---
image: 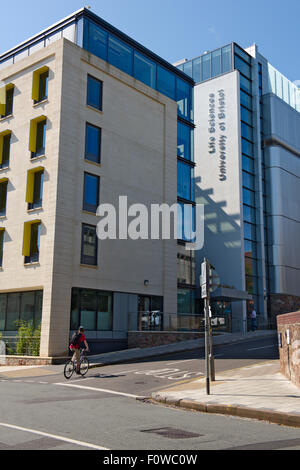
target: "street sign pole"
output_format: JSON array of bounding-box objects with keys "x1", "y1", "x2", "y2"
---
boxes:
[{"x1": 202, "y1": 258, "x2": 210, "y2": 395}]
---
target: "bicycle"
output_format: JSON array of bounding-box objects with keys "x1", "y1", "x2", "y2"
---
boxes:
[{"x1": 64, "y1": 348, "x2": 89, "y2": 380}]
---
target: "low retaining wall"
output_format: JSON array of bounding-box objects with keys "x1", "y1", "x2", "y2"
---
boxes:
[
  {"x1": 128, "y1": 331, "x2": 205, "y2": 349},
  {"x1": 277, "y1": 311, "x2": 300, "y2": 388},
  {"x1": 0, "y1": 355, "x2": 67, "y2": 366}
]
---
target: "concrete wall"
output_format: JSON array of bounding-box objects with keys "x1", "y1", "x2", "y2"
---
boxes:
[
  {"x1": 46, "y1": 39, "x2": 178, "y2": 356},
  {"x1": 194, "y1": 70, "x2": 247, "y2": 331},
  {"x1": 277, "y1": 311, "x2": 300, "y2": 388},
  {"x1": 0, "y1": 38, "x2": 179, "y2": 357}
]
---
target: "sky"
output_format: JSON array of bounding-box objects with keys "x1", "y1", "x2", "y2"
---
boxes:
[{"x1": 1, "y1": 0, "x2": 299, "y2": 83}]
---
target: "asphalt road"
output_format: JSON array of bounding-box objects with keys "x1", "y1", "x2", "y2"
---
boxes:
[{"x1": 2, "y1": 334, "x2": 300, "y2": 451}]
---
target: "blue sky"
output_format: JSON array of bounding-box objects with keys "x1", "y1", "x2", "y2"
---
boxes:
[{"x1": 1, "y1": 0, "x2": 299, "y2": 82}]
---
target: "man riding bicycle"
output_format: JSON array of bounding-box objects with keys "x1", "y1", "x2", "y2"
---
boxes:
[{"x1": 70, "y1": 326, "x2": 90, "y2": 374}]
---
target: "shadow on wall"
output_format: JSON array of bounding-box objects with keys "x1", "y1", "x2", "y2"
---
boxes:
[{"x1": 194, "y1": 176, "x2": 244, "y2": 294}]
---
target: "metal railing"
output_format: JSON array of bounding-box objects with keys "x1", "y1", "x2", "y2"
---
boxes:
[
  {"x1": 128, "y1": 312, "x2": 232, "y2": 333},
  {"x1": 0, "y1": 336, "x2": 40, "y2": 356}
]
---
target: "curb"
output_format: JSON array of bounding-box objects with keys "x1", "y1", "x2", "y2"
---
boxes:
[{"x1": 151, "y1": 396, "x2": 300, "y2": 429}]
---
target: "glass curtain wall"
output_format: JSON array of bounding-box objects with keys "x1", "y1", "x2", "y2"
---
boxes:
[{"x1": 234, "y1": 44, "x2": 259, "y2": 315}]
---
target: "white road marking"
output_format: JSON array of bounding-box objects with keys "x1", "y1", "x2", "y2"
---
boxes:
[
  {"x1": 247, "y1": 345, "x2": 274, "y2": 351},
  {"x1": 54, "y1": 382, "x2": 143, "y2": 399},
  {"x1": 166, "y1": 360, "x2": 196, "y2": 365},
  {"x1": 0, "y1": 422, "x2": 109, "y2": 450}
]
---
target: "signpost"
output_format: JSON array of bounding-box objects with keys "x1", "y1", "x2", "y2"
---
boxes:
[{"x1": 201, "y1": 258, "x2": 216, "y2": 395}]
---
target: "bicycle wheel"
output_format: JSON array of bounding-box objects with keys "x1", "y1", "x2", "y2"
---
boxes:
[
  {"x1": 64, "y1": 360, "x2": 75, "y2": 380},
  {"x1": 80, "y1": 358, "x2": 89, "y2": 376}
]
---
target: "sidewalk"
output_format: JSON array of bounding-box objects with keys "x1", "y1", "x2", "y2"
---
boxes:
[{"x1": 151, "y1": 360, "x2": 300, "y2": 428}]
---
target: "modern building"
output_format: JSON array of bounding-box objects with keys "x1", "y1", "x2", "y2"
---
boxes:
[
  {"x1": 0, "y1": 8, "x2": 195, "y2": 357},
  {"x1": 177, "y1": 43, "x2": 300, "y2": 331}
]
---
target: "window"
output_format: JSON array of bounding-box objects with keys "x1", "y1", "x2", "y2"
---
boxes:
[
  {"x1": 0, "y1": 291, "x2": 42, "y2": 331},
  {"x1": 157, "y1": 66, "x2": 175, "y2": 100},
  {"x1": 0, "y1": 130, "x2": 11, "y2": 168},
  {"x1": 241, "y1": 122, "x2": 253, "y2": 142},
  {"x1": 202, "y1": 53, "x2": 211, "y2": 81},
  {"x1": 87, "y1": 75, "x2": 103, "y2": 111},
  {"x1": 85, "y1": 20, "x2": 108, "y2": 62},
  {"x1": 32, "y1": 66, "x2": 49, "y2": 103},
  {"x1": 108, "y1": 35, "x2": 133, "y2": 76},
  {"x1": 0, "y1": 178, "x2": 8, "y2": 217},
  {"x1": 176, "y1": 78, "x2": 193, "y2": 121},
  {"x1": 134, "y1": 51, "x2": 156, "y2": 89},
  {"x1": 83, "y1": 173, "x2": 100, "y2": 213},
  {"x1": 70, "y1": 288, "x2": 113, "y2": 332},
  {"x1": 235, "y1": 55, "x2": 251, "y2": 79},
  {"x1": 0, "y1": 228, "x2": 4, "y2": 267},
  {"x1": 23, "y1": 220, "x2": 41, "y2": 264},
  {"x1": 177, "y1": 121, "x2": 193, "y2": 161},
  {"x1": 85, "y1": 123, "x2": 101, "y2": 163},
  {"x1": 26, "y1": 168, "x2": 44, "y2": 210},
  {"x1": 240, "y1": 90, "x2": 252, "y2": 110},
  {"x1": 212, "y1": 49, "x2": 222, "y2": 77},
  {"x1": 29, "y1": 116, "x2": 47, "y2": 158},
  {"x1": 222, "y1": 45, "x2": 232, "y2": 74},
  {"x1": 0, "y1": 84, "x2": 14, "y2": 117},
  {"x1": 81, "y1": 224, "x2": 98, "y2": 266},
  {"x1": 178, "y1": 161, "x2": 194, "y2": 201}
]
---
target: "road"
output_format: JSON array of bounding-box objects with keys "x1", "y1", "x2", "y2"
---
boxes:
[{"x1": 1, "y1": 335, "x2": 300, "y2": 451}]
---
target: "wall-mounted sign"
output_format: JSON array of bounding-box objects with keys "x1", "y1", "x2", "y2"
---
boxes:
[{"x1": 208, "y1": 89, "x2": 227, "y2": 182}]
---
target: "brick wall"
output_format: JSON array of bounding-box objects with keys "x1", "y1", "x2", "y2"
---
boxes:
[
  {"x1": 128, "y1": 331, "x2": 205, "y2": 349},
  {"x1": 277, "y1": 311, "x2": 300, "y2": 388}
]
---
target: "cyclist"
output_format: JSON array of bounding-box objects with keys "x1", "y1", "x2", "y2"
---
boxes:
[{"x1": 70, "y1": 326, "x2": 90, "y2": 374}]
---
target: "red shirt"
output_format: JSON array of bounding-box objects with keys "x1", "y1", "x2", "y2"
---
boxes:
[{"x1": 70, "y1": 333, "x2": 86, "y2": 350}]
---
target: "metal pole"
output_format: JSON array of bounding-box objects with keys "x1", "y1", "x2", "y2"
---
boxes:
[{"x1": 205, "y1": 295, "x2": 210, "y2": 395}]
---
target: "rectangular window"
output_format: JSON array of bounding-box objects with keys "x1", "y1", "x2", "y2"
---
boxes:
[
  {"x1": 81, "y1": 224, "x2": 98, "y2": 266},
  {"x1": 32, "y1": 66, "x2": 49, "y2": 103},
  {"x1": 134, "y1": 51, "x2": 156, "y2": 89},
  {"x1": 177, "y1": 121, "x2": 193, "y2": 161},
  {"x1": 0, "y1": 131, "x2": 11, "y2": 168},
  {"x1": 87, "y1": 75, "x2": 103, "y2": 111},
  {"x1": 157, "y1": 66, "x2": 175, "y2": 100},
  {"x1": 242, "y1": 171, "x2": 255, "y2": 190},
  {"x1": 202, "y1": 53, "x2": 211, "y2": 81},
  {"x1": 244, "y1": 221, "x2": 256, "y2": 241},
  {"x1": 176, "y1": 78, "x2": 193, "y2": 122},
  {"x1": 108, "y1": 35, "x2": 133, "y2": 76},
  {"x1": 85, "y1": 20, "x2": 108, "y2": 62},
  {"x1": 0, "y1": 229, "x2": 4, "y2": 267},
  {"x1": 242, "y1": 155, "x2": 254, "y2": 174},
  {"x1": 83, "y1": 172, "x2": 100, "y2": 213},
  {"x1": 85, "y1": 123, "x2": 101, "y2": 163},
  {"x1": 29, "y1": 116, "x2": 47, "y2": 158},
  {"x1": 240, "y1": 75, "x2": 252, "y2": 94},
  {"x1": 71, "y1": 288, "x2": 113, "y2": 332},
  {"x1": 242, "y1": 138, "x2": 253, "y2": 157},
  {"x1": 192, "y1": 57, "x2": 202, "y2": 83},
  {"x1": 241, "y1": 122, "x2": 253, "y2": 141},
  {"x1": 235, "y1": 55, "x2": 251, "y2": 79},
  {"x1": 240, "y1": 90, "x2": 252, "y2": 110},
  {"x1": 241, "y1": 106, "x2": 252, "y2": 125},
  {"x1": 243, "y1": 188, "x2": 255, "y2": 207},
  {"x1": 26, "y1": 168, "x2": 44, "y2": 210},
  {"x1": 23, "y1": 220, "x2": 41, "y2": 264},
  {"x1": 222, "y1": 45, "x2": 232, "y2": 74},
  {"x1": 212, "y1": 49, "x2": 222, "y2": 77},
  {"x1": 0, "y1": 290, "x2": 42, "y2": 331},
  {"x1": 0, "y1": 178, "x2": 8, "y2": 217},
  {"x1": 177, "y1": 161, "x2": 194, "y2": 201},
  {"x1": 6, "y1": 293, "x2": 20, "y2": 331},
  {"x1": 0, "y1": 84, "x2": 14, "y2": 117}
]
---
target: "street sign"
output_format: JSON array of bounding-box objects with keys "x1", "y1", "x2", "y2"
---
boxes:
[
  {"x1": 200, "y1": 262, "x2": 207, "y2": 286},
  {"x1": 201, "y1": 283, "x2": 207, "y2": 299}
]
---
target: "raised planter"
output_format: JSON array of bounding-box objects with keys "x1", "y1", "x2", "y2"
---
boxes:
[{"x1": 277, "y1": 311, "x2": 300, "y2": 388}]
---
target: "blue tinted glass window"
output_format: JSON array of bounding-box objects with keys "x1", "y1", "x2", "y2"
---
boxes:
[
  {"x1": 108, "y1": 35, "x2": 133, "y2": 76},
  {"x1": 234, "y1": 45, "x2": 251, "y2": 64},
  {"x1": 243, "y1": 171, "x2": 255, "y2": 190},
  {"x1": 202, "y1": 53, "x2": 211, "y2": 81},
  {"x1": 83, "y1": 173, "x2": 100, "y2": 213},
  {"x1": 212, "y1": 49, "x2": 221, "y2": 77},
  {"x1": 222, "y1": 45, "x2": 232, "y2": 74},
  {"x1": 244, "y1": 221, "x2": 256, "y2": 241},
  {"x1": 242, "y1": 155, "x2": 254, "y2": 174},
  {"x1": 243, "y1": 188, "x2": 255, "y2": 207},
  {"x1": 86, "y1": 20, "x2": 108, "y2": 61},
  {"x1": 178, "y1": 121, "x2": 193, "y2": 161},
  {"x1": 192, "y1": 57, "x2": 201, "y2": 83},
  {"x1": 241, "y1": 106, "x2": 252, "y2": 125},
  {"x1": 85, "y1": 123, "x2": 101, "y2": 163},
  {"x1": 243, "y1": 204, "x2": 256, "y2": 224},
  {"x1": 242, "y1": 138, "x2": 253, "y2": 157},
  {"x1": 178, "y1": 161, "x2": 194, "y2": 201},
  {"x1": 134, "y1": 51, "x2": 156, "y2": 89},
  {"x1": 87, "y1": 75, "x2": 103, "y2": 110},
  {"x1": 240, "y1": 90, "x2": 252, "y2": 109},
  {"x1": 241, "y1": 122, "x2": 253, "y2": 141},
  {"x1": 157, "y1": 66, "x2": 175, "y2": 100},
  {"x1": 244, "y1": 240, "x2": 257, "y2": 259},
  {"x1": 240, "y1": 75, "x2": 252, "y2": 94},
  {"x1": 183, "y1": 61, "x2": 193, "y2": 78},
  {"x1": 235, "y1": 55, "x2": 251, "y2": 79},
  {"x1": 176, "y1": 78, "x2": 192, "y2": 121}
]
